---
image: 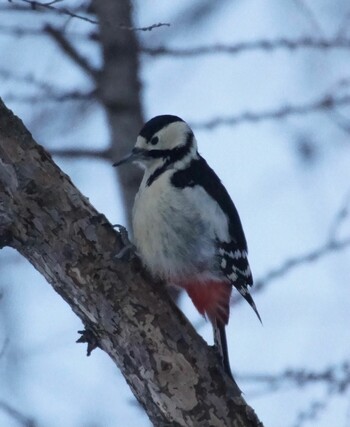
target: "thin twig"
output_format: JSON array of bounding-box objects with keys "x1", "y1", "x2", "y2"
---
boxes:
[
  {"x1": 292, "y1": 0, "x2": 324, "y2": 34},
  {"x1": 142, "y1": 37, "x2": 350, "y2": 57},
  {"x1": 240, "y1": 362, "x2": 350, "y2": 393},
  {"x1": 0, "y1": 338, "x2": 9, "y2": 358},
  {"x1": 9, "y1": 0, "x2": 98, "y2": 24},
  {"x1": 337, "y1": 9, "x2": 350, "y2": 38},
  {"x1": 0, "y1": 24, "x2": 93, "y2": 39},
  {"x1": 0, "y1": 401, "x2": 36, "y2": 427},
  {"x1": 6, "y1": 1, "x2": 170, "y2": 31},
  {"x1": 0, "y1": 68, "x2": 53, "y2": 91},
  {"x1": 50, "y1": 147, "x2": 110, "y2": 159},
  {"x1": 292, "y1": 399, "x2": 327, "y2": 427},
  {"x1": 120, "y1": 22, "x2": 170, "y2": 32},
  {"x1": 248, "y1": 237, "x2": 350, "y2": 299},
  {"x1": 191, "y1": 93, "x2": 350, "y2": 130},
  {"x1": 328, "y1": 190, "x2": 350, "y2": 241},
  {"x1": 4, "y1": 89, "x2": 95, "y2": 104}
]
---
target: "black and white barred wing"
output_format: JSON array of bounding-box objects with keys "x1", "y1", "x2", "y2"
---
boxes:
[{"x1": 218, "y1": 240, "x2": 261, "y2": 322}]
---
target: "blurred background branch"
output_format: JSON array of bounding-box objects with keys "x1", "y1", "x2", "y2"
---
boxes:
[
  {"x1": 141, "y1": 38, "x2": 350, "y2": 57},
  {"x1": 192, "y1": 91, "x2": 350, "y2": 130},
  {"x1": 0, "y1": 401, "x2": 36, "y2": 427}
]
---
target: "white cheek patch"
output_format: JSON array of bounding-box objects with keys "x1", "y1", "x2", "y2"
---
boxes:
[
  {"x1": 135, "y1": 135, "x2": 148, "y2": 149},
  {"x1": 160, "y1": 122, "x2": 191, "y2": 150}
]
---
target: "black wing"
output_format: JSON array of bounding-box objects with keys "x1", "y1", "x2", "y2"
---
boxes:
[
  {"x1": 172, "y1": 155, "x2": 261, "y2": 322},
  {"x1": 171, "y1": 155, "x2": 247, "y2": 246}
]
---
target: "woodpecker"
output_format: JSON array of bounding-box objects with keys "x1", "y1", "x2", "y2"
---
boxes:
[{"x1": 114, "y1": 115, "x2": 260, "y2": 384}]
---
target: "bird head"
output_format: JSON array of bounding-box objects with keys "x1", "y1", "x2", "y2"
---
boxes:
[{"x1": 113, "y1": 115, "x2": 196, "y2": 169}]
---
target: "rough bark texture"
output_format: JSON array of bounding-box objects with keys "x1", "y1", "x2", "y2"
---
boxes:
[
  {"x1": 93, "y1": 0, "x2": 144, "y2": 229},
  {"x1": 0, "y1": 99, "x2": 264, "y2": 427}
]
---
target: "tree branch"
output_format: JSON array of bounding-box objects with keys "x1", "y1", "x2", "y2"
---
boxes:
[
  {"x1": 120, "y1": 22, "x2": 170, "y2": 32},
  {"x1": 50, "y1": 147, "x2": 110, "y2": 160},
  {"x1": 142, "y1": 37, "x2": 350, "y2": 57},
  {"x1": 92, "y1": 0, "x2": 144, "y2": 230},
  {"x1": 45, "y1": 25, "x2": 97, "y2": 79},
  {"x1": 0, "y1": 98, "x2": 263, "y2": 426},
  {"x1": 231, "y1": 236, "x2": 350, "y2": 307},
  {"x1": 0, "y1": 24, "x2": 92, "y2": 39},
  {"x1": 3, "y1": 89, "x2": 95, "y2": 104},
  {"x1": 0, "y1": 401, "x2": 36, "y2": 427},
  {"x1": 5, "y1": 1, "x2": 170, "y2": 32},
  {"x1": 8, "y1": 0, "x2": 98, "y2": 24},
  {"x1": 240, "y1": 362, "x2": 350, "y2": 394},
  {"x1": 328, "y1": 190, "x2": 350, "y2": 241},
  {"x1": 190, "y1": 93, "x2": 350, "y2": 130},
  {"x1": 292, "y1": 0, "x2": 324, "y2": 34}
]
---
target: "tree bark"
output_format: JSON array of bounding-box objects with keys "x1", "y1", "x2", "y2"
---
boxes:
[
  {"x1": 0, "y1": 99, "x2": 263, "y2": 427},
  {"x1": 93, "y1": 0, "x2": 144, "y2": 229}
]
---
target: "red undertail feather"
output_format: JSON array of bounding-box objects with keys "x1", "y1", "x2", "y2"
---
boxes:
[{"x1": 183, "y1": 281, "x2": 232, "y2": 325}]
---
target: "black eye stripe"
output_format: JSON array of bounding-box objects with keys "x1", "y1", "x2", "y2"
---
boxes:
[
  {"x1": 146, "y1": 132, "x2": 194, "y2": 186},
  {"x1": 150, "y1": 136, "x2": 159, "y2": 145}
]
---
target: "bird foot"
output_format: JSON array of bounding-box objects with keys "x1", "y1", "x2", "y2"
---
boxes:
[{"x1": 113, "y1": 224, "x2": 136, "y2": 261}]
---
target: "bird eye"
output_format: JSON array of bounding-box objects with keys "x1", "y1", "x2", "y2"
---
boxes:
[{"x1": 150, "y1": 136, "x2": 159, "y2": 145}]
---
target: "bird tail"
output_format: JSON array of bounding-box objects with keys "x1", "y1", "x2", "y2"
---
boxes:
[
  {"x1": 235, "y1": 281, "x2": 262, "y2": 324},
  {"x1": 213, "y1": 319, "x2": 242, "y2": 396}
]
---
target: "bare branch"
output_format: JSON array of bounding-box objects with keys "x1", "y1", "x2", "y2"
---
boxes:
[
  {"x1": 240, "y1": 362, "x2": 350, "y2": 394},
  {"x1": 230, "y1": 190, "x2": 350, "y2": 308},
  {"x1": 0, "y1": 1, "x2": 90, "y2": 14},
  {"x1": 251, "y1": 188, "x2": 350, "y2": 297},
  {"x1": 337, "y1": 9, "x2": 350, "y2": 38},
  {"x1": 292, "y1": 0, "x2": 324, "y2": 34},
  {"x1": 5, "y1": 1, "x2": 170, "y2": 32},
  {"x1": 0, "y1": 338, "x2": 9, "y2": 358},
  {"x1": 328, "y1": 190, "x2": 350, "y2": 241},
  {"x1": 0, "y1": 24, "x2": 92, "y2": 39},
  {"x1": 120, "y1": 22, "x2": 170, "y2": 32},
  {"x1": 92, "y1": 0, "x2": 144, "y2": 230},
  {"x1": 239, "y1": 236, "x2": 350, "y2": 304},
  {"x1": 192, "y1": 230, "x2": 348, "y2": 328},
  {"x1": 0, "y1": 401, "x2": 36, "y2": 427},
  {"x1": 0, "y1": 67, "x2": 53, "y2": 91},
  {"x1": 0, "y1": 68, "x2": 96, "y2": 104},
  {"x1": 329, "y1": 110, "x2": 350, "y2": 134},
  {"x1": 45, "y1": 25, "x2": 97, "y2": 79},
  {"x1": 142, "y1": 37, "x2": 350, "y2": 57},
  {"x1": 293, "y1": 400, "x2": 327, "y2": 427},
  {"x1": 191, "y1": 93, "x2": 350, "y2": 130},
  {"x1": 3, "y1": 89, "x2": 95, "y2": 104},
  {"x1": 242, "y1": 362, "x2": 350, "y2": 427},
  {"x1": 50, "y1": 147, "x2": 110, "y2": 160},
  {"x1": 9, "y1": 0, "x2": 98, "y2": 24},
  {"x1": 240, "y1": 362, "x2": 350, "y2": 427}
]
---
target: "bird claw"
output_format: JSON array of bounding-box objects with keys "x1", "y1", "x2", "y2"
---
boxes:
[{"x1": 113, "y1": 224, "x2": 136, "y2": 261}]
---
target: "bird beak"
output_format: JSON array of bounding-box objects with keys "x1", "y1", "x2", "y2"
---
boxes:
[{"x1": 113, "y1": 148, "x2": 147, "y2": 167}]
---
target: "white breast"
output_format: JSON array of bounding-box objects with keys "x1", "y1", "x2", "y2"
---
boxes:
[{"x1": 132, "y1": 170, "x2": 230, "y2": 284}]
